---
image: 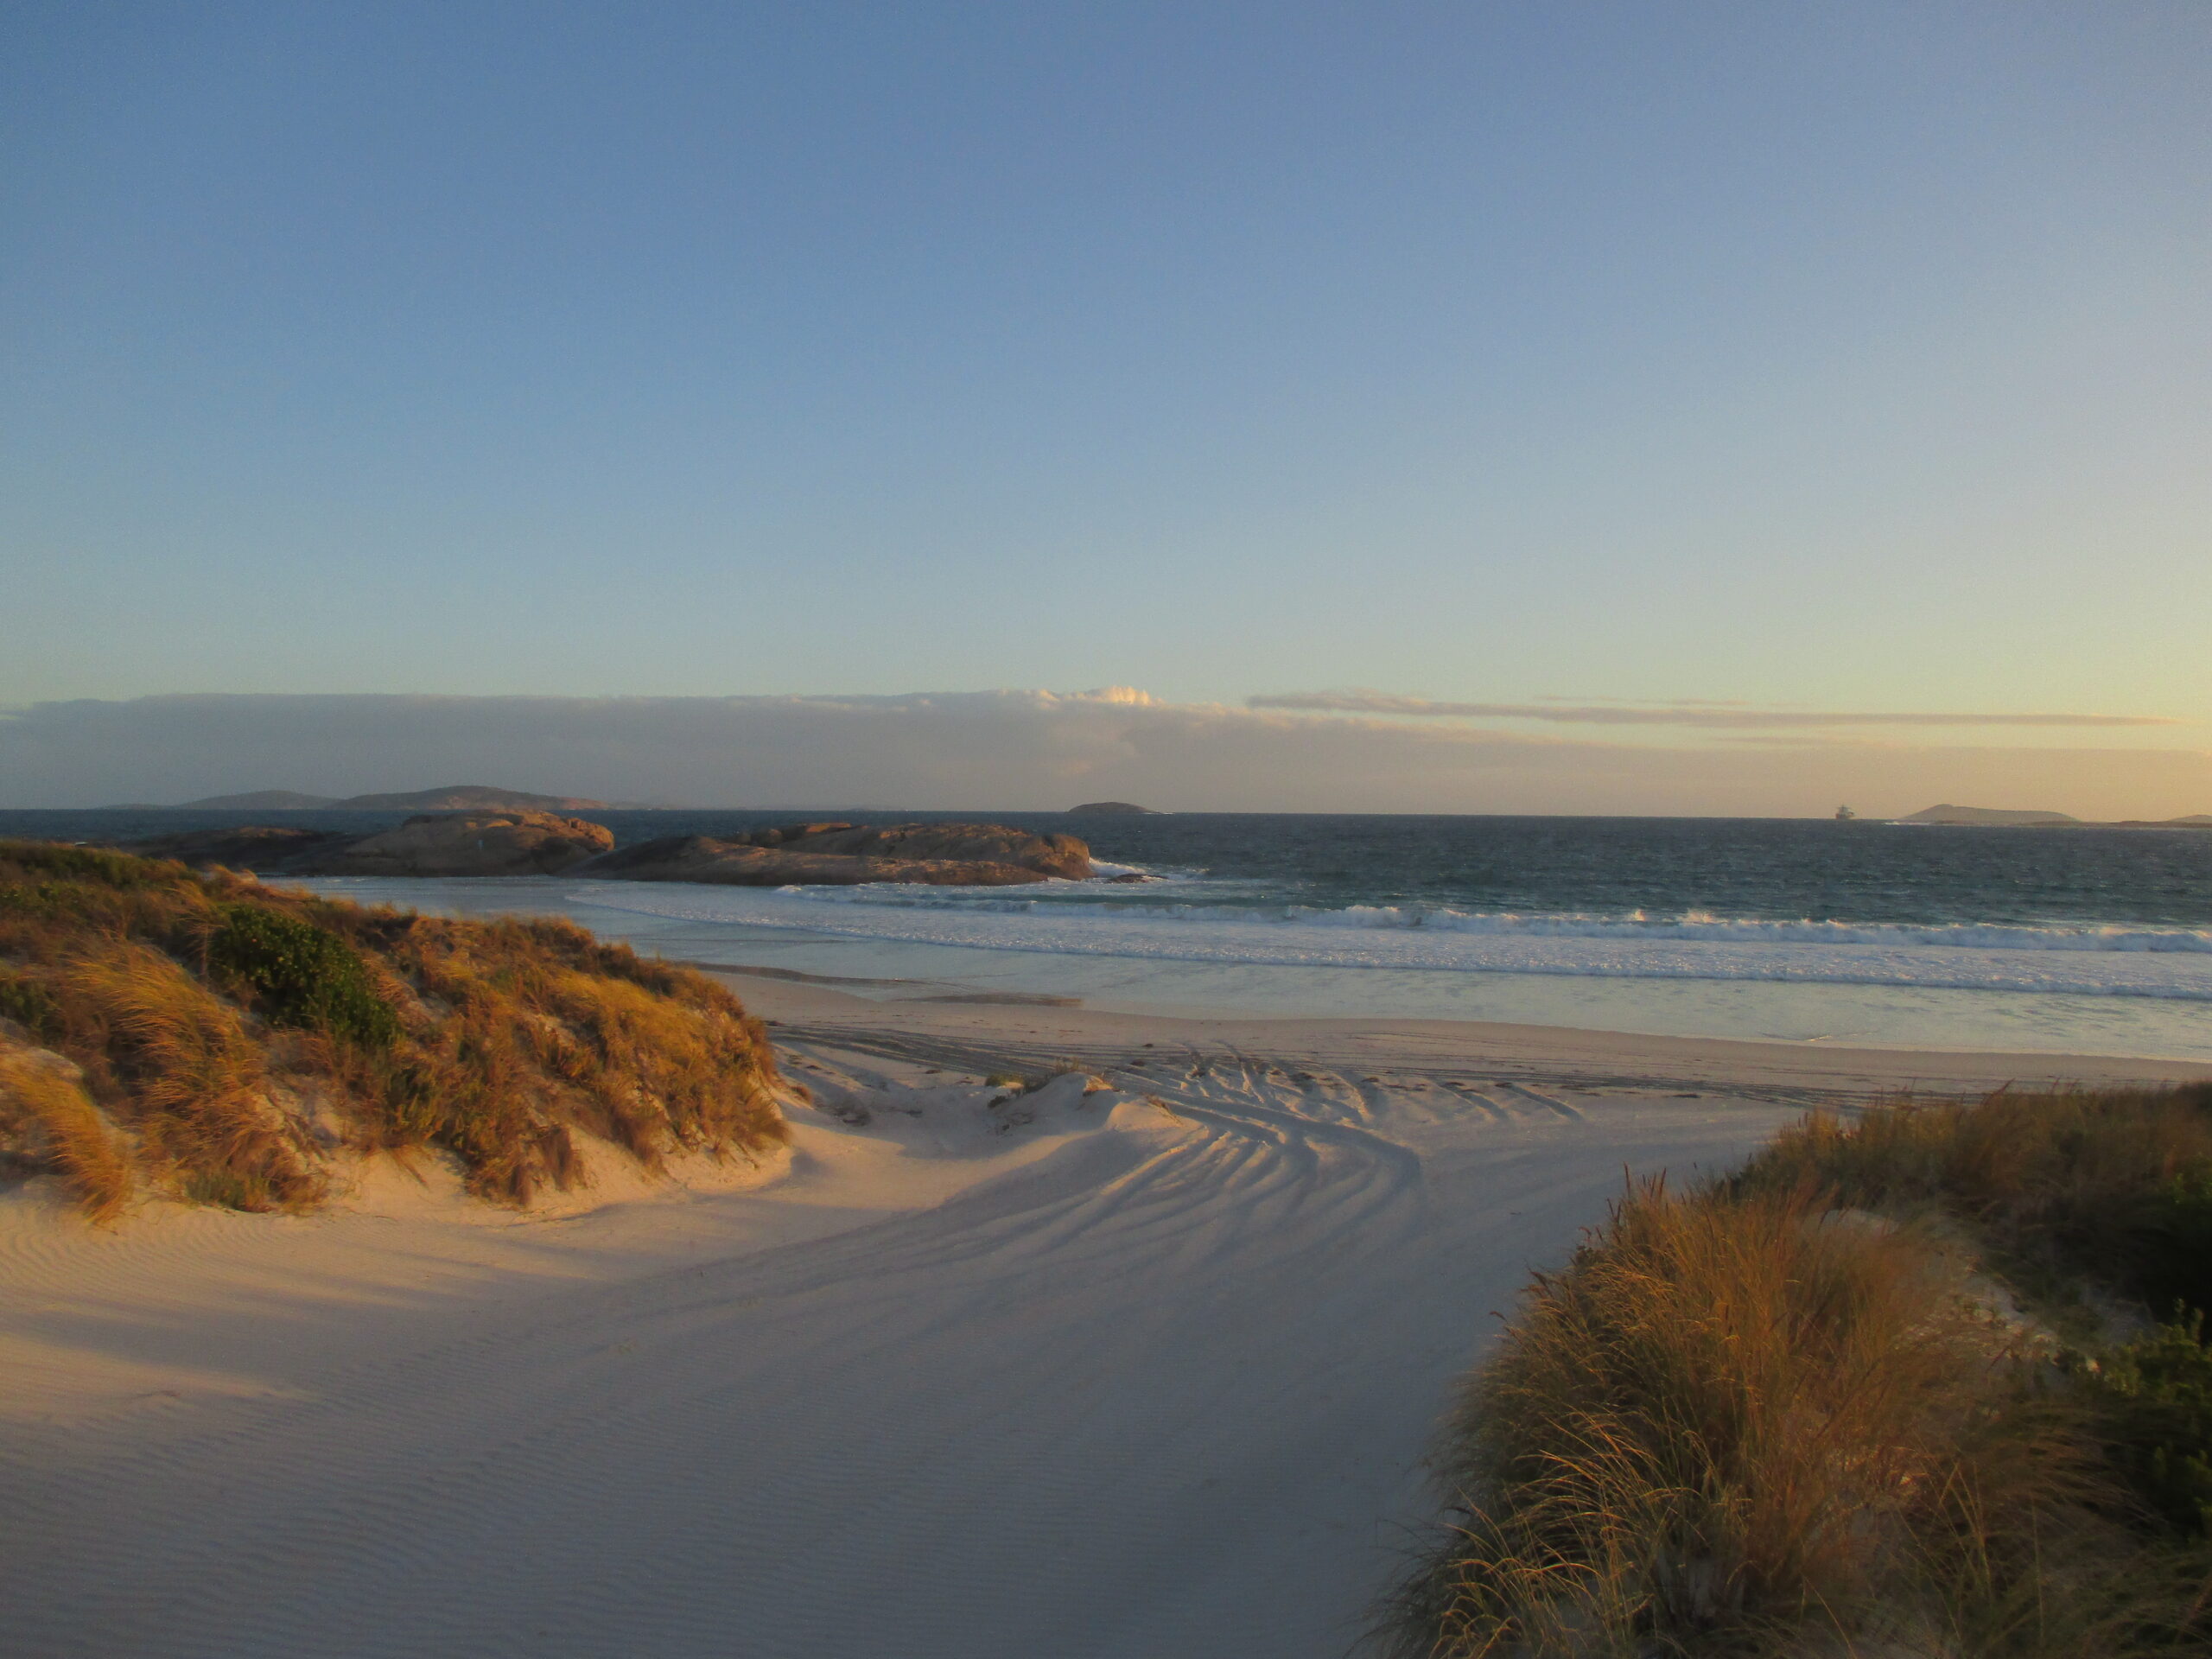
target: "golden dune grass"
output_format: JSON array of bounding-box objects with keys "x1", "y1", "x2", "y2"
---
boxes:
[
  {"x1": 1738, "y1": 1087, "x2": 2212, "y2": 1321},
  {"x1": 57, "y1": 941, "x2": 322, "y2": 1211},
  {"x1": 0, "y1": 1055, "x2": 131, "y2": 1224},
  {"x1": 1386, "y1": 1173, "x2": 2210, "y2": 1657},
  {"x1": 0, "y1": 839, "x2": 789, "y2": 1216}
]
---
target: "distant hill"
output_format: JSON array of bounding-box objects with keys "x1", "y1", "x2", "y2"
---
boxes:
[
  {"x1": 1067, "y1": 800, "x2": 1161, "y2": 816},
  {"x1": 337, "y1": 785, "x2": 612, "y2": 811},
  {"x1": 181, "y1": 789, "x2": 340, "y2": 810},
  {"x1": 1899, "y1": 804, "x2": 2080, "y2": 826},
  {"x1": 176, "y1": 785, "x2": 611, "y2": 811}
]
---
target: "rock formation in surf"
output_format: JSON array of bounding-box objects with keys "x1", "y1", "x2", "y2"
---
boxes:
[
  {"x1": 304, "y1": 810, "x2": 615, "y2": 875},
  {"x1": 124, "y1": 817, "x2": 1090, "y2": 886},
  {"x1": 119, "y1": 824, "x2": 355, "y2": 871},
  {"x1": 583, "y1": 821, "x2": 1093, "y2": 887}
]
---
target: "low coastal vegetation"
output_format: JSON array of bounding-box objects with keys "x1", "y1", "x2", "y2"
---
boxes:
[
  {"x1": 1388, "y1": 1084, "x2": 2212, "y2": 1657},
  {"x1": 0, "y1": 841, "x2": 788, "y2": 1219}
]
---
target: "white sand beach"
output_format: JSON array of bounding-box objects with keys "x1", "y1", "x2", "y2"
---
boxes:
[{"x1": 3, "y1": 976, "x2": 2203, "y2": 1659}]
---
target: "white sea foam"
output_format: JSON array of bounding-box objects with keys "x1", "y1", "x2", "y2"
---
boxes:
[
  {"x1": 801, "y1": 890, "x2": 2212, "y2": 954},
  {"x1": 568, "y1": 883, "x2": 2212, "y2": 1001}
]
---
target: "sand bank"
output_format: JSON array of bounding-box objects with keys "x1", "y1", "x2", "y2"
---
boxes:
[{"x1": 3, "y1": 982, "x2": 2202, "y2": 1658}]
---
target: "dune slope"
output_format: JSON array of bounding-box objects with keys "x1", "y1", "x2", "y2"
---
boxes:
[{"x1": 3, "y1": 987, "x2": 2200, "y2": 1658}]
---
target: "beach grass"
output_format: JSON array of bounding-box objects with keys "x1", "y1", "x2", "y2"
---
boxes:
[
  {"x1": 0, "y1": 839, "x2": 789, "y2": 1217},
  {"x1": 1386, "y1": 1086, "x2": 2212, "y2": 1656},
  {"x1": 0, "y1": 1052, "x2": 132, "y2": 1224}
]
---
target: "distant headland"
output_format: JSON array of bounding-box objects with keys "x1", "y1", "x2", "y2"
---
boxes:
[
  {"x1": 1066, "y1": 801, "x2": 1161, "y2": 816},
  {"x1": 136, "y1": 785, "x2": 621, "y2": 812},
  {"x1": 1897, "y1": 804, "x2": 2212, "y2": 829}
]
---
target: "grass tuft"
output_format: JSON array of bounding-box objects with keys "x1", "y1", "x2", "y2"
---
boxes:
[
  {"x1": 0, "y1": 1054, "x2": 131, "y2": 1223},
  {"x1": 57, "y1": 941, "x2": 322, "y2": 1211}
]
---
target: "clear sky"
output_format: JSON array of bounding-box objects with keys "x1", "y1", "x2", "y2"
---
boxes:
[{"x1": 3, "y1": 3, "x2": 2208, "y2": 810}]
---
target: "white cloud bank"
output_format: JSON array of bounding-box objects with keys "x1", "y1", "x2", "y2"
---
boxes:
[
  {"x1": 1248, "y1": 691, "x2": 2179, "y2": 728},
  {"x1": 2, "y1": 690, "x2": 2207, "y2": 818}
]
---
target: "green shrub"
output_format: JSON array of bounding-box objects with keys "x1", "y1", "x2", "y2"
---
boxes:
[
  {"x1": 0, "y1": 970, "x2": 58, "y2": 1038},
  {"x1": 208, "y1": 904, "x2": 399, "y2": 1050},
  {"x1": 2080, "y1": 1316, "x2": 2212, "y2": 1540},
  {"x1": 0, "y1": 842, "x2": 185, "y2": 890},
  {"x1": 2126, "y1": 1168, "x2": 2212, "y2": 1321}
]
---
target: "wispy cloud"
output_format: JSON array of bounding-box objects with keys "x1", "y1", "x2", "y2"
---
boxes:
[
  {"x1": 1, "y1": 690, "x2": 2203, "y2": 818},
  {"x1": 1247, "y1": 691, "x2": 2178, "y2": 729}
]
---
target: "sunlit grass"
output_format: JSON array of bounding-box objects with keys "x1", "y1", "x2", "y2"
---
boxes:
[
  {"x1": 0, "y1": 839, "x2": 789, "y2": 1217},
  {"x1": 1386, "y1": 1088, "x2": 2212, "y2": 1656}
]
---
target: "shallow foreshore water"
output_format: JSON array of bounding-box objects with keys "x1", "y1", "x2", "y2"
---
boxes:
[{"x1": 278, "y1": 873, "x2": 2212, "y2": 1062}]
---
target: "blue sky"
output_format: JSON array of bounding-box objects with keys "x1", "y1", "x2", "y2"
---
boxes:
[{"x1": 3, "y1": 3, "x2": 2208, "y2": 809}]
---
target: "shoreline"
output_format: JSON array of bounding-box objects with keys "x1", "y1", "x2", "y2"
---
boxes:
[
  {"x1": 232, "y1": 870, "x2": 2212, "y2": 1064},
  {"x1": 704, "y1": 963, "x2": 2212, "y2": 1099}
]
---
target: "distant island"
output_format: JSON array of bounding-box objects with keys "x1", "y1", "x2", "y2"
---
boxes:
[
  {"x1": 1898, "y1": 803, "x2": 2212, "y2": 828},
  {"x1": 164, "y1": 785, "x2": 618, "y2": 812},
  {"x1": 1067, "y1": 801, "x2": 1161, "y2": 816},
  {"x1": 1899, "y1": 804, "x2": 2080, "y2": 825}
]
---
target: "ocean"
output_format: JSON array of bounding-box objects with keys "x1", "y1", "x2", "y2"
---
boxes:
[{"x1": 8, "y1": 809, "x2": 2209, "y2": 1060}]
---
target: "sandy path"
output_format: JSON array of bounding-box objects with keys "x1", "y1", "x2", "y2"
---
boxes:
[{"x1": 3, "y1": 985, "x2": 2201, "y2": 1659}]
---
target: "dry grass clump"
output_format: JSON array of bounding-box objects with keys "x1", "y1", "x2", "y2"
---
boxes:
[
  {"x1": 1737, "y1": 1086, "x2": 2212, "y2": 1563},
  {"x1": 0, "y1": 1052, "x2": 131, "y2": 1224},
  {"x1": 57, "y1": 941, "x2": 325, "y2": 1211},
  {"x1": 0, "y1": 839, "x2": 789, "y2": 1217},
  {"x1": 1387, "y1": 1084, "x2": 2212, "y2": 1657},
  {"x1": 1737, "y1": 1085, "x2": 2212, "y2": 1319},
  {"x1": 336, "y1": 912, "x2": 791, "y2": 1203},
  {"x1": 1386, "y1": 1179, "x2": 2200, "y2": 1657}
]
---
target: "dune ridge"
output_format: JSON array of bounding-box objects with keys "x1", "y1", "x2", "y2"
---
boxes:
[{"x1": 0, "y1": 841, "x2": 789, "y2": 1217}]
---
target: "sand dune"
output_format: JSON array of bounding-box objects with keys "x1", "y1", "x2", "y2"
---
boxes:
[{"x1": 3, "y1": 982, "x2": 2202, "y2": 1658}]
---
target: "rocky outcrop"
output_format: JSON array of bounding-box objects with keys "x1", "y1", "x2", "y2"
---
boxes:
[
  {"x1": 124, "y1": 810, "x2": 613, "y2": 876},
  {"x1": 301, "y1": 810, "x2": 615, "y2": 875},
  {"x1": 774, "y1": 822, "x2": 1091, "y2": 879},
  {"x1": 127, "y1": 815, "x2": 1087, "y2": 886},
  {"x1": 583, "y1": 822, "x2": 1094, "y2": 887},
  {"x1": 123, "y1": 825, "x2": 356, "y2": 870}
]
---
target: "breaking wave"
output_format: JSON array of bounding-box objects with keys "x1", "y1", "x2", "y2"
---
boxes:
[{"x1": 567, "y1": 882, "x2": 2212, "y2": 1002}]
